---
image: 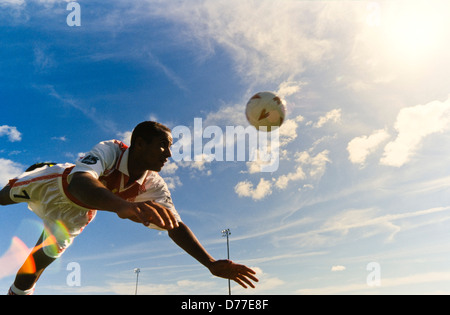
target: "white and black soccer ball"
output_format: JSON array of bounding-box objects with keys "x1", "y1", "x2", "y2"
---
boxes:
[{"x1": 245, "y1": 91, "x2": 287, "y2": 131}]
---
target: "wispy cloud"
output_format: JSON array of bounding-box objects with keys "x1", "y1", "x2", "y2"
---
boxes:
[
  {"x1": 0, "y1": 0, "x2": 25, "y2": 6},
  {"x1": 145, "y1": 51, "x2": 189, "y2": 92},
  {"x1": 313, "y1": 109, "x2": 342, "y2": 129},
  {"x1": 0, "y1": 125, "x2": 22, "y2": 142},
  {"x1": 34, "y1": 85, "x2": 118, "y2": 134},
  {"x1": 297, "y1": 271, "x2": 450, "y2": 295},
  {"x1": 141, "y1": 0, "x2": 338, "y2": 84},
  {"x1": 277, "y1": 206, "x2": 450, "y2": 248}
]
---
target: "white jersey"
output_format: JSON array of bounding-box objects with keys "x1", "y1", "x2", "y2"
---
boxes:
[
  {"x1": 70, "y1": 139, "x2": 181, "y2": 229},
  {"x1": 8, "y1": 140, "x2": 181, "y2": 258}
]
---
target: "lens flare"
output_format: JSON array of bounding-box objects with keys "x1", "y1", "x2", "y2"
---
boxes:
[
  {"x1": 0, "y1": 237, "x2": 34, "y2": 279},
  {"x1": 0, "y1": 220, "x2": 72, "y2": 279},
  {"x1": 41, "y1": 220, "x2": 72, "y2": 258}
]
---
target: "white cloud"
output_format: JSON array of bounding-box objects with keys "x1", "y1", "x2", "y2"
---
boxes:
[
  {"x1": 162, "y1": 176, "x2": 182, "y2": 190},
  {"x1": 0, "y1": 125, "x2": 22, "y2": 142},
  {"x1": 117, "y1": 131, "x2": 132, "y2": 146},
  {"x1": 145, "y1": 0, "x2": 334, "y2": 84},
  {"x1": 278, "y1": 115, "x2": 304, "y2": 146},
  {"x1": 178, "y1": 154, "x2": 213, "y2": 176},
  {"x1": 347, "y1": 129, "x2": 390, "y2": 166},
  {"x1": 51, "y1": 136, "x2": 67, "y2": 142},
  {"x1": 234, "y1": 178, "x2": 272, "y2": 201},
  {"x1": 241, "y1": 148, "x2": 331, "y2": 198},
  {"x1": 0, "y1": 0, "x2": 25, "y2": 5},
  {"x1": 313, "y1": 109, "x2": 342, "y2": 128},
  {"x1": 380, "y1": 97, "x2": 450, "y2": 167},
  {"x1": 160, "y1": 161, "x2": 178, "y2": 175},
  {"x1": 331, "y1": 265, "x2": 346, "y2": 272},
  {"x1": 276, "y1": 80, "x2": 307, "y2": 98},
  {"x1": 0, "y1": 158, "x2": 23, "y2": 186},
  {"x1": 204, "y1": 102, "x2": 249, "y2": 127},
  {"x1": 295, "y1": 150, "x2": 331, "y2": 179},
  {"x1": 275, "y1": 166, "x2": 306, "y2": 190}
]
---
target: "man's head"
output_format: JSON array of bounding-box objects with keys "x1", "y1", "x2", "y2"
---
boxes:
[{"x1": 129, "y1": 121, "x2": 173, "y2": 172}]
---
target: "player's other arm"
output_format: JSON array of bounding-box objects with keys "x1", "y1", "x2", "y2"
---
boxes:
[
  {"x1": 67, "y1": 172, "x2": 178, "y2": 230},
  {"x1": 168, "y1": 222, "x2": 258, "y2": 289}
]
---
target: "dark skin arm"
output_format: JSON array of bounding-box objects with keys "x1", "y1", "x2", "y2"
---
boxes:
[
  {"x1": 69, "y1": 172, "x2": 258, "y2": 289},
  {"x1": 67, "y1": 172, "x2": 179, "y2": 229},
  {"x1": 169, "y1": 222, "x2": 259, "y2": 289}
]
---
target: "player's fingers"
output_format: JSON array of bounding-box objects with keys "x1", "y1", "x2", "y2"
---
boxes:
[
  {"x1": 145, "y1": 201, "x2": 179, "y2": 229},
  {"x1": 233, "y1": 274, "x2": 257, "y2": 289},
  {"x1": 237, "y1": 274, "x2": 257, "y2": 289},
  {"x1": 242, "y1": 272, "x2": 259, "y2": 284},
  {"x1": 145, "y1": 201, "x2": 171, "y2": 228},
  {"x1": 138, "y1": 202, "x2": 165, "y2": 228},
  {"x1": 154, "y1": 201, "x2": 179, "y2": 229},
  {"x1": 234, "y1": 264, "x2": 258, "y2": 279},
  {"x1": 232, "y1": 264, "x2": 258, "y2": 288},
  {"x1": 239, "y1": 265, "x2": 257, "y2": 275},
  {"x1": 233, "y1": 277, "x2": 248, "y2": 289},
  {"x1": 133, "y1": 206, "x2": 151, "y2": 226}
]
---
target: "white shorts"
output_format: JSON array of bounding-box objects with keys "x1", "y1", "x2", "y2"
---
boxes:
[{"x1": 8, "y1": 163, "x2": 96, "y2": 258}]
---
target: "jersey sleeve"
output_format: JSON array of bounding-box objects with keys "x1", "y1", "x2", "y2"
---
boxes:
[
  {"x1": 134, "y1": 173, "x2": 182, "y2": 231},
  {"x1": 71, "y1": 140, "x2": 120, "y2": 179}
]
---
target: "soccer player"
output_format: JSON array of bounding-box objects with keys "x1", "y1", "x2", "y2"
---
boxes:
[{"x1": 0, "y1": 121, "x2": 258, "y2": 295}]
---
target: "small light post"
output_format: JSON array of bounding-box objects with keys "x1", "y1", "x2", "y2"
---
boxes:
[
  {"x1": 221, "y1": 229, "x2": 231, "y2": 295},
  {"x1": 134, "y1": 268, "x2": 140, "y2": 295}
]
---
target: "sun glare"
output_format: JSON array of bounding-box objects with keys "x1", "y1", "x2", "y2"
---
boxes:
[{"x1": 386, "y1": 2, "x2": 447, "y2": 62}]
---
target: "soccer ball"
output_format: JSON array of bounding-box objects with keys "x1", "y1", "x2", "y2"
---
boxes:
[{"x1": 245, "y1": 92, "x2": 287, "y2": 131}]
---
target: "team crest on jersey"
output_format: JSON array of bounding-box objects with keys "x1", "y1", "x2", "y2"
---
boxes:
[{"x1": 81, "y1": 155, "x2": 99, "y2": 165}]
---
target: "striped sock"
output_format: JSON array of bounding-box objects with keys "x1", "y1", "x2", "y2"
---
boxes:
[{"x1": 7, "y1": 284, "x2": 35, "y2": 295}]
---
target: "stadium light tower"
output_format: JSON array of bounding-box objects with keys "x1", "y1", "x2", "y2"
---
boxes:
[
  {"x1": 134, "y1": 268, "x2": 140, "y2": 295},
  {"x1": 221, "y1": 229, "x2": 231, "y2": 295}
]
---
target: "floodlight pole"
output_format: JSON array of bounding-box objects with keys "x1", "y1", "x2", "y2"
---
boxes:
[
  {"x1": 134, "y1": 268, "x2": 140, "y2": 295},
  {"x1": 222, "y1": 229, "x2": 231, "y2": 295}
]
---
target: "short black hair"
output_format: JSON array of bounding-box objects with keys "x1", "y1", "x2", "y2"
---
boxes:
[{"x1": 130, "y1": 121, "x2": 171, "y2": 148}]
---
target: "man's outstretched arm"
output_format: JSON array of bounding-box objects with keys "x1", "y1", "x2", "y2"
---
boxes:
[
  {"x1": 68, "y1": 172, "x2": 179, "y2": 230},
  {"x1": 168, "y1": 222, "x2": 259, "y2": 289}
]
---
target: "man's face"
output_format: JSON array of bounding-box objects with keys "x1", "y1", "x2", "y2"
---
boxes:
[{"x1": 138, "y1": 131, "x2": 173, "y2": 172}]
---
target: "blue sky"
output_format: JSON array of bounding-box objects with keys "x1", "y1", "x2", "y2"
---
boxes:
[{"x1": 1, "y1": 0, "x2": 450, "y2": 295}]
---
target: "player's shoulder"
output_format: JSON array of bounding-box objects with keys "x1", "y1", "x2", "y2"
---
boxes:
[
  {"x1": 79, "y1": 140, "x2": 128, "y2": 166},
  {"x1": 98, "y1": 139, "x2": 129, "y2": 151},
  {"x1": 145, "y1": 170, "x2": 164, "y2": 182},
  {"x1": 91, "y1": 139, "x2": 129, "y2": 156},
  {"x1": 144, "y1": 171, "x2": 169, "y2": 189}
]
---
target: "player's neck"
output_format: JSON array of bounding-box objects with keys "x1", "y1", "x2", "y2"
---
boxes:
[{"x1": 127, "y1": 149, "x2": 147, "y2": 183}]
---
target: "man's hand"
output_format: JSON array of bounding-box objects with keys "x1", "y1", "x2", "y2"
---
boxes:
[
  {"x1": 68, "y1": 172, "x2": 179, "y2": 230},
  {"x1": 116, "y1": 200, "x2": 179, "y2": 230},
  {"x1": 208, "y1": 260, "x2": 259, "y2": 289}
]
